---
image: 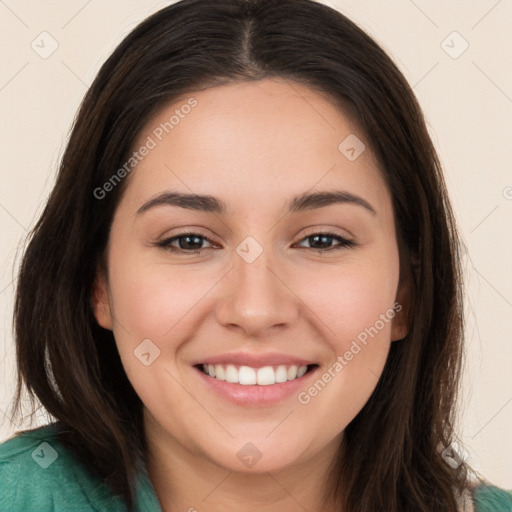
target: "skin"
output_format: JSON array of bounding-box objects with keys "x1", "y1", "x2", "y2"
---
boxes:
[{"x1": 93, "y1": 77, "x2": 410, "y2": 512}]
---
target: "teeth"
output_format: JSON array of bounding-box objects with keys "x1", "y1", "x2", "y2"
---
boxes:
[
  {"x1": 287, "y1": 366, "x2": 297, "y2": 380},
  {"x1": 297, "y1": 365, "x2": 307, "y2": 378},
  {"x1": 257, "y1": 366, "x2": 275, "y2": 386},
  {"x1": 239, "y1": 366, "x2": 257, "y2": 385},
  {"x1": 275, "y1": 365, "x2": 288, "y2": 383},
  {"x1": 201, "y1": 364, "x2": 310, "y2": 385},
  {"x1": 214, "y1": 364, "x2": 226, "y2": 381},
  {"x1": 225, "y1": 364, "x2": 238, "y2": 383}
]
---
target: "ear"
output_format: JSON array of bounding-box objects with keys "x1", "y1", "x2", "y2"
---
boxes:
[
  {"x1": 391, "y1": 250, "x2": 416, "y2": 342},
  {"x1": 91, "y1": 266, "x2": 113, "y2": 330}
]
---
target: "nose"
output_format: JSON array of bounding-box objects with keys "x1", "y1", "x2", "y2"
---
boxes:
[{"x1": 214, "y1": 247, "x2": 300, "y2": 337}]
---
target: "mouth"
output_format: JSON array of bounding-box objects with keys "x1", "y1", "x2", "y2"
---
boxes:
[{"x1": 194, "y1": 363, "x2": 319, "y2": 386}]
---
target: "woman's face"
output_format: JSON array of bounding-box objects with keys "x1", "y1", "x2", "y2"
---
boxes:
[{"x1": 93, "y1": 78, "x2": 409, "y2": 474}]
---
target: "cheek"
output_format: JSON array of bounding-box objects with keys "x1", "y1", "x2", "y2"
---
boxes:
[
  {"x1": 105, "y1": 254, "x2": 213, "y2": 398},
  {"x1": 296, "y1": 254, "x2": 400, "y2": 348},
  {"x1": 107, "y1": 249, "x2": 217, "y2": 340},
  {"x1": 291, "y1": 253, "x2": 399, "y2": 417}
]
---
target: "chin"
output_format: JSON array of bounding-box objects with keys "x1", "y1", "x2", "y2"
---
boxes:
[{"x1": 200, "y1": 436, "x2": 308, "y2": 474}]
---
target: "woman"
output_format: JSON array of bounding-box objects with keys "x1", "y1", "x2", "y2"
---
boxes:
[{"x1": 1, "y1": 0, "x2": 510, "y2": 510}]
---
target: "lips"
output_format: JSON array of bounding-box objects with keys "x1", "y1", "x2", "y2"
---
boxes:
[{"x1": 194, "y1": 362, "x2": 320, "y2": 406}]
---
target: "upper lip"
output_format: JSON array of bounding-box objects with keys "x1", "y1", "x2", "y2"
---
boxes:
[{"x1": 194, "y1": 352, "x2": 316, "y2": 368}]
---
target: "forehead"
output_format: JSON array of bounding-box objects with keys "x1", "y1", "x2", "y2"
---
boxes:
[{"x1": 122, "y1": 78, "x2": 390, "y2": 216}]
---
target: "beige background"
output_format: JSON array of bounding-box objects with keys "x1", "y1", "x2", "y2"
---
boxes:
[{"x1": 0, "y1": 0, "x2": 511, "y2": 487}]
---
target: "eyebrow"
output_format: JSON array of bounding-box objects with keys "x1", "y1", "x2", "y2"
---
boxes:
[{"x1": 136, "y1": 190, "x2": 376, "y2": 216}]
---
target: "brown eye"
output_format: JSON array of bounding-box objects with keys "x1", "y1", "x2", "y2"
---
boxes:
[
  {"x1": 157, "y1": 233, "x2": 215, "y2": 253},
  {"x1": 295, "y1": 232, "x2": 354, "y2": 251}
]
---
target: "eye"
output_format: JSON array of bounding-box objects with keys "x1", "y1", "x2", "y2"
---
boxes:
[
  {"x1": 294, "y1": 232, "x2": 354, "y2": 251},
  {"x1": 156, "y1": 232, "x2": 216, "y2": 253},
  {"x1": 155, "y1": 230, "x2": 355, "y2": 254}
]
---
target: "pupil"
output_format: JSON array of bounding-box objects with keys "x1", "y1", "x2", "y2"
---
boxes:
[
  {"x1": 310, "y1": 235, "x2": 332, "y2": 249},
  {"x1": 180, "y1": 235, "x2": 202, "y2": 250}
]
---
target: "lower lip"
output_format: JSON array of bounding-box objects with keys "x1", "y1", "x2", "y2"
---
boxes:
[{"x1": 194, "y1": 366, "x2": 319, "y2": 406}]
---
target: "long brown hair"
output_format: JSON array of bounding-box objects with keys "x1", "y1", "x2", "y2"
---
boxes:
[{"x1": 8, "y1": 0, "x2": 470, "y2": 510}]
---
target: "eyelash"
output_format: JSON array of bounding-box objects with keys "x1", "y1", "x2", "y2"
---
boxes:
[{"x1": 156, "y1": 231, "x2": 355, "y2": 254}]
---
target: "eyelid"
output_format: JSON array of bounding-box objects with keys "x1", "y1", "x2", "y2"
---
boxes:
[
  {"x1": 299, "y1": 225, "x2": 354, "y2": 240},
  {"x1": 156, "y1": 225, "x2": 218, "y2": 242}
]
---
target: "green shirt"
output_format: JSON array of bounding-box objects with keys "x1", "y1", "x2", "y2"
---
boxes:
[
  {"x1": 0, "y1": 423, "x2": 162, "y2": 511},
  {"x1": 1, "y1": 423, "x2": 511, "y2": 511}
]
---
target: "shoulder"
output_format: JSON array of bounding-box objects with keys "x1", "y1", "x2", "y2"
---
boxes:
[
  {"x1": 472, "y1": 482, "x2": 512, "y2": 511},
  {"x1": 0, "y1": 422, "x2": 126, "y2": 512}
]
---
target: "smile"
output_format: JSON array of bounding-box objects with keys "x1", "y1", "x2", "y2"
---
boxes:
[{"x1": 198, "y1": 363, "x2": 315, "y2": 385}]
